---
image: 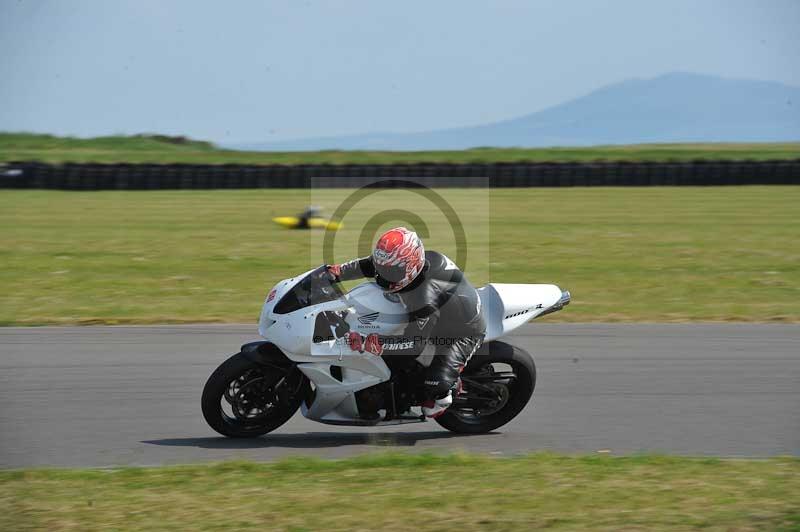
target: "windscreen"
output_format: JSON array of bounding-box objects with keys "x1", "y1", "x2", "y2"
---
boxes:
[{"x1": 273, "y1": 266, "x2": 344, "y2": 314}]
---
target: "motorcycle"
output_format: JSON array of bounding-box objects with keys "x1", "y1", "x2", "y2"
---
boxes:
[{"x1": 202, "y1": 265, "x2": 570, "y2": 437}]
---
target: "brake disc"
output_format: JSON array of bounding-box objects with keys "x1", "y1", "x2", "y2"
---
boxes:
[
  {"x1": 224, "y1": 368, "x2": 260, "y2": 404},
  {"x1": 232, "y1": 377, "x2": 276, "y2": 419}
]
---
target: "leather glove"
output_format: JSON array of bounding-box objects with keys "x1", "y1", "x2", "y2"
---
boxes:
[
  {"x1": 346, "y1": 331, "x2": 363, "y2": 352},
  {"x1": 364, "y1": 333, "x2": 383, "y2": 356},
  {"x1": 325, "y1": 264, "x2": 342, "y2": 281},
  {"x1": 346, "y1": 332, "x2": 383, "y2": 356}
]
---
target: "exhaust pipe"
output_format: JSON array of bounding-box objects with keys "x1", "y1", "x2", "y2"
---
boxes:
[
  {"x1": 560, "y1": 290, "x2": 571, "y2": 307},
  {"x1": 539, "y1": 289, "x2": 571, "y2": 317}
]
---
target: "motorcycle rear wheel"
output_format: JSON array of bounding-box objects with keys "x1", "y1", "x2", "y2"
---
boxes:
[
  {"x1": 435, "y1": 341, "x2": 536, "y2": 434},
  {"x1": 202, "y1": 351, "x2": 307, "y2": 438}
]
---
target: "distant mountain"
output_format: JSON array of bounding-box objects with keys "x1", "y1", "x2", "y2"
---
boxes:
[{"x1": 232, "y1": 73, "x2": 800, "y2": 151}]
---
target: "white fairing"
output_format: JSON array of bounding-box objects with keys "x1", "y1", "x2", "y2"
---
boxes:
[
  {"x1": 257, "y1": 272, "x2": 568, "y2": 424},
  {"x1": 478, "y1": 283, "x2": 566, "y2": 341}
]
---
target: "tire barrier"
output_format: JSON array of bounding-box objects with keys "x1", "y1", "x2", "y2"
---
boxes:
[{"x1": 1, "y1": 160, "x2": 798, "y2": 189}]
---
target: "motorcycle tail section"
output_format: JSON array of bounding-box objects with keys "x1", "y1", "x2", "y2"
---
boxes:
[{"x1": 479, "y1": 283, "x2": 570, "y2": 341}]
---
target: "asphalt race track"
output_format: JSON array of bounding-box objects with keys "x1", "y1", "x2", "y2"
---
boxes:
[{"x1": 1, "y1": 324, "x2": 798, "y2": 468}]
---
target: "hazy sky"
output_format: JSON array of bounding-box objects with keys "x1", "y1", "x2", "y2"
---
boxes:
[{"x1": 1, "y1": 0, "x2": 798, "y2": 144}]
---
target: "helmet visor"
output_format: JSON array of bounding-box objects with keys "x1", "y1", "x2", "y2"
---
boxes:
[{"x1": 375, "y1": 261, "x2": 407, "y2": 284}]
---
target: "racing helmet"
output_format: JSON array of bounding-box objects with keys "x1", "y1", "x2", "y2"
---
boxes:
[{"x1": 372, "y1": 227, "x2": 425, "y2": 292}]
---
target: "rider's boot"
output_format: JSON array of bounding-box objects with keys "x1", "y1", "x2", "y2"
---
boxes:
[{"x1": 421, "y1": 391, "x2": 452, "y2": 419}]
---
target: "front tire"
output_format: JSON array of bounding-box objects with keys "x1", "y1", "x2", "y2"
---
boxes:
[
  {"x1": 202, "y1": 351, "x2": 307, "y2": 438},
  {"x1": 435, "y1": 341, "x2": 536, "y2": 434}
]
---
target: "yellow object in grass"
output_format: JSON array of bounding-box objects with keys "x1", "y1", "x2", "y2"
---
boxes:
[{"x1": 272, "y1": 216, "x2": 342, "y2": 230}]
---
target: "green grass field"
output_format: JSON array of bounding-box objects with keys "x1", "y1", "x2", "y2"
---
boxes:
[
  {"x1": 2, "y1": 133, "x2": 799, "y2": 164},
  {"x1": 1, "y1": 187, "x2": 798, "y2": 325},
  {"x1": 1, "y1": 453, "x2": 797, "y2": 531}
]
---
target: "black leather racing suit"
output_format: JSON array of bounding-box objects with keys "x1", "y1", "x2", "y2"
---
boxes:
[{"x1": 330, "y1": 250, "x2": 486, "y2": 399}]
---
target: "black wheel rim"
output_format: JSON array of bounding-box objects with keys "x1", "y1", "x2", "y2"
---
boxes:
[
  {"x1": 219, "y1": 366, "x2": 298, "y2": 430},
  {"x1": 450, "y1": 361, "x2": 520, "y2": 424}
]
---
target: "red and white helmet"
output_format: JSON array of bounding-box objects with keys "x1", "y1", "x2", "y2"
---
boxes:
[{"x1": 372, "y1": 227, "x2": 425, "y2": 292}]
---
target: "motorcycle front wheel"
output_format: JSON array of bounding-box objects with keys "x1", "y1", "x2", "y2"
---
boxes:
[
  {"x1": 435, "y1": 341, "x2": 536, "y2": 434},
  {"x1": 201, "y1": 351, "x2": 308, "y2": 438}
]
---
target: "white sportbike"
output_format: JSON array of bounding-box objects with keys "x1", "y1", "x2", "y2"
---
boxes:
[{"x1": 202, "y1": 266, "x2": 570, "y2": 437}]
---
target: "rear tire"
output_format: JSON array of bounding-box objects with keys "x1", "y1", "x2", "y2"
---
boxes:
[
  {"x1": 202, "y1": 351, "x2": 307, "y2": 438},
  {"x1": 435, "y1": 341, "x2": 536, "y2": 434}
]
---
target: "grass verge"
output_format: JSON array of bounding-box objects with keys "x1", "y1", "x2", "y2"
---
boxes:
[
  {"x1": 2, "y1": 133, "x2": 799, "y2": 164},
  {"x1": 1, "y1": 453, "x2": 798, "y2": 531},
  {"x1": 1, "y1": 187, "x2": 798, "y2": 324}
]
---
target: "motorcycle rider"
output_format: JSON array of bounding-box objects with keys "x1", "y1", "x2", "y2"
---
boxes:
[
  {"x1": 296, "y1": 205, "x2": 322, "y2": 229},
  {"x1": 326, "y1": 227, "x2": 486, "y2": 418}
]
